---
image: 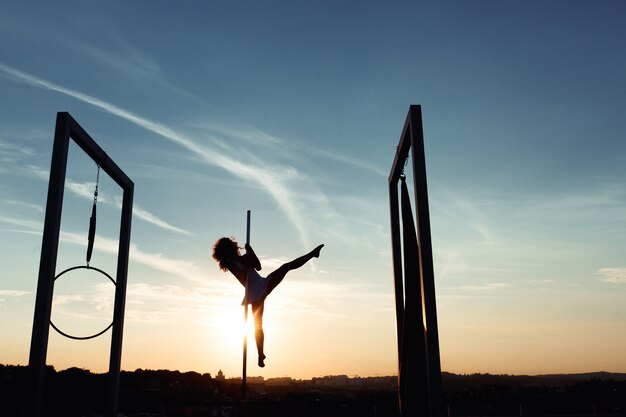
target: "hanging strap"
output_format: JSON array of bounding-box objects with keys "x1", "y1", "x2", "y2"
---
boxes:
[{"x1": 86, "y1": 165, "x2": 100, "y2": 266}]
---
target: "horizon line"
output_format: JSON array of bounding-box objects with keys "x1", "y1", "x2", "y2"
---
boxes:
[{"x1": 2, "y1": 363, "x2": 625, "y2": 380}]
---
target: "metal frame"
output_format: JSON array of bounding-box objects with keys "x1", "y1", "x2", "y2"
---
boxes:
[
  {"x1": 28, "y1": 112, "x2": 134, "y2": 417},
  {"x1": 389, "y1": 105, "x2": 443, "y2": 416}
]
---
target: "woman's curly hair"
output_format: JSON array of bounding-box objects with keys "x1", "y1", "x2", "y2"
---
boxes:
[{"x1": 212, "y1": 237, "x2": 241, "y2": 272}]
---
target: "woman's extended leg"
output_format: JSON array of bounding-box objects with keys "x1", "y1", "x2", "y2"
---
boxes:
[
  {"x1": 251, "y1": 301, "x2": 266, "y2": 367},
  {"x1": 264, "y1": 244, "x2": 324, "y2": 296}
]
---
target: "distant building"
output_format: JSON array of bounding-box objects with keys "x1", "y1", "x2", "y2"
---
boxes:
[
  {"x1": 312, "y1": 375, "x2": 350, "y2": 387},
  {"x1": 266, "y1": 377, "x2": 294, "y2": 386},
  {"x1": 216, "y1": 369, "x2": 225, "y2": 382},
  {"x1": 247, "y1": 376, "x2": 264, "y2": 385}
]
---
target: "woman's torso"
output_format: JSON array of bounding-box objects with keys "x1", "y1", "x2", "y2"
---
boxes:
[{"x1": 230, "y1": 257, "x2": 268, "y2": 304}]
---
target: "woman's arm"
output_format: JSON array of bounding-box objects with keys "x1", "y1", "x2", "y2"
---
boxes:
[{"x1": 244, "y1": 243, "x2": 262, "y2": 271}]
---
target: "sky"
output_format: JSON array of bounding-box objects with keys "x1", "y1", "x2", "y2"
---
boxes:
[{"x1": 1, "y1": 1, "x2": 625, "y2": 380}]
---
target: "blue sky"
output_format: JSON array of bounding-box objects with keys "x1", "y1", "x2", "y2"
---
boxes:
[{"x1": 1, "y1": 1, "x2": 625, "y2": 378}]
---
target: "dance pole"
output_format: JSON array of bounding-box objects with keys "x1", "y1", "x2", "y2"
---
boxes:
[{"x1": 242, "y1": 210, "x2": 251, "y2": 403}]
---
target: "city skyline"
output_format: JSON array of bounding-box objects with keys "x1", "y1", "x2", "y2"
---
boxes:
[{"x1": 1, "y1": 1, "x2": 626, "y2": 379}]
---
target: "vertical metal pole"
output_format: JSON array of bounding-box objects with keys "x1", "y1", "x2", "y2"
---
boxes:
[
  {"x1": 389, "y1": 182, "x2": 405, "y2": 412},
  {"x1": 246, "y1": 210, "x2": 251, "y2": 246},
  {"x1": 108, "y1": 183, "x2": 134, "y2": 417},
  {"x1": 401, "y1": 177, "x2": 430, "y2": 416},
  {"x1": 242, "y1": 210, "x2": 251, "y2": 403},
  {"x1": 28, "y1": 113, "x2": 70, "y2": 417},
  {"x1": 409, "y1": 105, "x2": 444, "y2": 416}
]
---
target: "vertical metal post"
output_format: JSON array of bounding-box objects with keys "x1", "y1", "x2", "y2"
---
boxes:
[
  {"x1": 246, "y1": 210, "x2": 251, "y2": 245},
  {"x1": 108, "y1": 183, "x2": 134, "y2": 417},
  {"x1": 28, "y1": 112, "x2": 71, "y2": 417},
  {"x1": 402, "y1": 176, "x2": 431, "y2": 415},
  {"x1": 242, "y1": 210, "x2": 251, "y2": 403},
  {"x1": 409, "y1": 107, "x2": 443, "y2": 417},
  {"x1": 389, "y1": 181, "x2": 405, "y2": 410}
]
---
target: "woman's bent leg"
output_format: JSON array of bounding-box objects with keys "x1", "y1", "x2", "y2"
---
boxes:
[{"x1": 252, "y1": 301, "x2": 266, "y2": 367}]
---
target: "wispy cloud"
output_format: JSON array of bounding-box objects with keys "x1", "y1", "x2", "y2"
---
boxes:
[
  {"x1": 0, "y1": 62, "x2": 311, "y2": 246},
  {"x1": 0, "y1": 213, "x2": 203, "y2": 283},
  {"x1": 115, "y1": 197, "x2": 191, "y2": 236},
  {"x1": 62, "y1": 37, "x2": 201, "y2": 102},
  {"x1": 295, "y1": 144, "x2": 387, "y2": 177},
  {"x1": 66, "y1": 180, "x2": 106, "y2": 202},
  {"x1": 123, "y1": 282, "x2": 236, "y2": 324},
  {"x1": 50, "y1": 279, "x2": 114, "y2": 312},
  {"x1": 60, "y1": 230, "x2": 208, "y2": 285},
  {"x1": 134, "y1": 206, "x2": 191, "y2": 235},
  {"x1": 0, "y1": 137, "x2": 35, "y2": 163},
  {"x1": 70, "y1": 41, "x2": 163, "y2": 79},
  {"x1": 27, "y1": 165, "x2": 50, "y2": 180},
  {"x1": 0, "y1": 289, "x2": 31, "y2": 296},
  {"x1": 52, "y1": 293, "x2": 85, "y2": 307},
  {"x1": 195, "y1": 124, "x2": 283, "y2": 147},
  {"x1": 0, "y1": 214, "x2": 42, "y2": 230},
  {"x1": 199, "y1": 123, "x2": 387, "y2": 177},
  {"x1": 123, "y1": 277, "x2": 387, "y2": 327},
  {"x1": 1, "y1": 199, "x2": 44, "y2": 213},
  {"x1": 23, "y1": 165, "x2": 191, "y2": 236},
  {"x1": 0, "y1": 289, "x2": 31, "y2": 306},
  {"x1": 460, "y1": 282, "x2": 513, "y2": 291},
  {"x1": 597, "y1": 268, "x2": 626, "y2": 285}
]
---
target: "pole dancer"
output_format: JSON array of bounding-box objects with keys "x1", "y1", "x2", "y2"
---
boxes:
[{"x1": 211, "y1": 220, "x2": 324, "y2": 370}]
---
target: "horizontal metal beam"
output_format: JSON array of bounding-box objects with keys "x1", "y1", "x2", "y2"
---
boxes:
[
  {"x1": 61, "y1": 112, "x2": 133, "y2": 191},
  {"x1": 388, "y1": 104, "x2": 420, "y2": 185}
]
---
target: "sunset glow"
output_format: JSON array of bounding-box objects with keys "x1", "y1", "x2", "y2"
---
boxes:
[{"x1": 1, "y1": 1, "x2": 626, "y2": 380}]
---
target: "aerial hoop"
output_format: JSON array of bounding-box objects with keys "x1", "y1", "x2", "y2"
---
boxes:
[
  {"x1": 50, "y1": 265, "x2": 116, "y2": 340},
  {"x1": 49, "y1": 164, "x2": 116, "y2": 341}
]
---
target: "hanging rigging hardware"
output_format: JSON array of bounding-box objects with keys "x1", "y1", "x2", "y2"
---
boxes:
[
  {"x1": 50, "y1": 163, "x2": 116, "y2": 341},
  {"x1": 399, "y1": 155, "x2": 409, "y2": 181}
]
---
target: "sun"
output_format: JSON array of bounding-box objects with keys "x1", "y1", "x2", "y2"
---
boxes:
[{"x1": 217, "y1": 304, "x2": 256, "y2": 351}]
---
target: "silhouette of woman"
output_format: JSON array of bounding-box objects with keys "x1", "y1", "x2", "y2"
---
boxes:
[{"x1": 212, "y1": 237, "x2": 324, "y2": 367}]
